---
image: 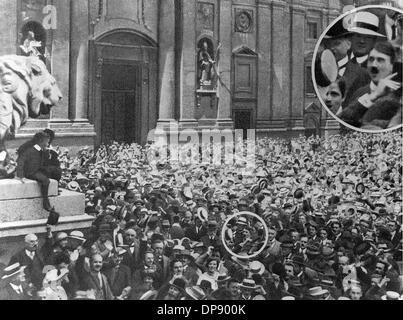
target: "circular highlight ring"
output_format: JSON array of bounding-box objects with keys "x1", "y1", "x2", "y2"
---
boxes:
[
  {"x1": 312, "y1": 4, "x2": 403, "y2": 134},
  {"x1": 221, "y1": 211, "x2": 269, "y2": 260}
]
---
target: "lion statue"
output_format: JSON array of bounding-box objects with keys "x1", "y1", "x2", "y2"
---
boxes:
[{"x1": 0, "y1": 55, "x2": 62, "y2": 177}]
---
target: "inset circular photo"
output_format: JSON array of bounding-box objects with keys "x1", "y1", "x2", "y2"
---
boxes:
[{"x1": 313, "y1": 5, "x2": 403, "y2": 133}]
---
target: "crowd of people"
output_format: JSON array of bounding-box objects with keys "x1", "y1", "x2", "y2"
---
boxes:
[
  {"x1": 0, "y1": 128, "x2": 402, "y2": 300},
  {"x1": 318, "y1": 8, "x2": 402, "y2": 130}
]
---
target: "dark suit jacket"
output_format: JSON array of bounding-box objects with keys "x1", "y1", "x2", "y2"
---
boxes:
[
  {"x1": 391, "y1": 228, "x2": 402, "y2": 248},
  {"x1": 0, "y1": 284, "x2": 31, "y2": 300},
  {"x1": 201, "y1": 234, "x2": 224, "y2": 256},
  {"x1": 339, "y1": 85, "x2": 371, "y2": 127},
  {"x1": 80, "y1": 271, "x2": 114, "y2": 300},
  {"x1": 341, "y1": 61, "x2": 371, "y2": 109},
  {"x1": 201, "y1": 234, "x2": 221, "y2": 248},
  {"x1": 340, "y1": 84, "x2": 402, "y2": 128},
  {"x1": 121, "y1": 241, "x2": 140, "y2": 272},
  {"x1": 74, "y1": 255, "x2": 114, "y2": 300},
  {"x1": 155, "y1": 255, "x2": 170, "y2": 284},
  {"x1": 185, "y1": 225, "x2": 208, "y2": 242},
  {"x1": 43, "y1": 149, "x2": 60, "y2": 167},
  {"x1": 103, "y1": 264, "x2": 132, "y2": 297},
  {"x1": 16, "y1": 146, "x2": 46, "y2": 178},
  {"x1": 9, "y1": 250, "x2": 45, "y2": 291},
  {"x1": 183, "y1": 265, "x2": 199, "y2": 286}
]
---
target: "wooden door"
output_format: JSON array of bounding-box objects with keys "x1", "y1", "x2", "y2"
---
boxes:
[
  {"x1": 234, "y1": 110, "x2": 252, "y2": 139},
  {"x1": 101, "y1": 62, "x2": 141, "y2": 144}
]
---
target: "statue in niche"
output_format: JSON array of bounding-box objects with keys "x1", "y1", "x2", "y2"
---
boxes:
[
  {"x1": 197, "y1": 40, "x2": 216, "y2": 89},
  {"x1": 20, "y1": 31, "x2": 43, "y2": 58}
]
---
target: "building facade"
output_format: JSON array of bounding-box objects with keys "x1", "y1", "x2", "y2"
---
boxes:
[{"x1": 0, "y1": 0, "x2": 348, "y2": 152}]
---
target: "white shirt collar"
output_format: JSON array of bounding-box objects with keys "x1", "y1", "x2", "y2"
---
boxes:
[
  {"x1": 338, "y1": 56, "x2": 349, "y2": 68},
  {"x1": 33, "y1": 144, "x2": 42, "y2": 151},
  {"x1": 10, "y1": 283, "x2": 23, "y2": 293},
  {"x1": 370, "y1": 81, "x2": 377, "y2": 93},
  {"x1": 356, "y1": 55, "x2": 368, "y2": 64},
  {"x1": 97, "y1": 272, "x2": 103, "y2": 287},
  {"x1": 25, "y1": 249, "x2": 35, "y2": 259},
  {"x1": 351, "y1": 53, "x2": 368, "y2": 65}
]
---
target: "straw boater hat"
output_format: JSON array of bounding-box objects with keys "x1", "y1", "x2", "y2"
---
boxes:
[
  {"x1": 308, "y1": 286, "x2": 329, "y2": 297},
  {"x1": 240, "y1": 278, "x2": 257, "y2": 290},
  {"x1": 1, "y1": 263, "x2": 26, "y2": 280},
  {"x1": 68, "y1": 230, "x2": 86, "y2": 242},
  {"x1": 236, "y1": 216, "x2": 248, "y2": 226},
  {"x1": 186, "y1": 286, "x2": 206, "y2": 300},
  {"x1": 381, "y1": 291, "x2": 402, "y2": 300},
  {"x1": 249, "y1": 261, "x2": 265, "y2": 275},
  {"x1": 217, "y1": 274, "x2": 231, "y2": 283},
  {"x1": 73, "y1": 290, "x2": 96, "y2": 300},
  {"x1": 196, "y1": 207, "x2": 208, "y2": 222}
]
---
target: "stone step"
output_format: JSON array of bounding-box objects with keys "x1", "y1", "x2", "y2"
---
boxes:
[
  {"x1": 0, "y1": 214, "x2": 95, "y2": 238},
  {"x1": 0, "y1": 189, "x2": 85, "y2": 223},
  {"x1": 0, "y1": 179, "x2": 58, "y2": 201}
]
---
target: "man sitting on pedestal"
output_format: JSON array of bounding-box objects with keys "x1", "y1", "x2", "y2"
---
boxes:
[
  {"x1": 42, "y1": 129, "x2": 62, "y2": 183},
  {"x1": 15, "y1": 131, "x2": 60, "y2": 225}
]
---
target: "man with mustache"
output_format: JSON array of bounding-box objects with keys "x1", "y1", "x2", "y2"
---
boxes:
[{"x1": 339, "y1": 41, "x2": 402, "y2": 129}]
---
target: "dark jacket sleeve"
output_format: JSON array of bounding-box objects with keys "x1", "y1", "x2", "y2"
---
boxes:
[
  {"x1": 138, "y1": 239, "x2": 148, "y2": 264},
  {"x1": 339, "y1": 86, "x2": 371, "y2": 127},
  {"x1": 40, "y1": 236, "x2": 55, "y2": 264},
  {"x1": 356, "y1": 266, "x2": 371, "y2": 288},
  {"x1": 16, "y1": 152, "x2": 27, "y2": 178}
]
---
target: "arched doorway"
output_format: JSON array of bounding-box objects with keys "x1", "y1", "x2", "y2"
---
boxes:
[{"x1": 90, "y1": 30, "x2": 158, "y2": 146}]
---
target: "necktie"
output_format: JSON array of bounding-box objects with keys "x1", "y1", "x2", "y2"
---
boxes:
[{"x1": 98, "y1": 273, "x2": 103, "y2": 288}]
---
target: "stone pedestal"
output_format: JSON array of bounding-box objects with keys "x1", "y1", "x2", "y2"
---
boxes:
[
  {"x1": 0, "y1": 179, "x2": 58, "y2": 201},
  {"x1": 0, "y1": 179, "x2": 94, "y2": 262}
]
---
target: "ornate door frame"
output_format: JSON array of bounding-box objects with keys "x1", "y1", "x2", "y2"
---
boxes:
[{"x1": 89, "y1": 30, "x2": 158, "y2": 147}]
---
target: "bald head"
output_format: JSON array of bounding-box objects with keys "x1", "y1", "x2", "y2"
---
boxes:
[
  {"x1": 24, "y1": 234, "x2": 38, "y2": 251},
  {"x1": 25, "y1": 234, "x2": 37, "y2": 242}
]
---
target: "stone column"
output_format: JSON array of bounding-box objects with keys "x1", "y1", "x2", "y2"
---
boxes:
[
  {"x1": 178, "y1": 0, "x2": 197, "y2": 128},
  {"x1": 69, "y1": 0, "x2": 89, "y2": 122},
  {"x1": 290, "y1": 4, "x2": 306, "y2": 130},
  {"x1": 157, "y1": 0, "x2": 176, "y2": 127},
  {"x1": 270, "y1": 0, "x2": 290, "y2": 123},
  {"x1": 49, "y1": 0, "x2": 70, "y2": 121},
  {"x1": 0, "y1": 1, "x2": 17, "y2": 55},
  {"x1": 256, "y1": 0, "x2": 271, "y2": 128},
  {"x1": 216, "y1": 0, "x2": 233, "y2": 128}
]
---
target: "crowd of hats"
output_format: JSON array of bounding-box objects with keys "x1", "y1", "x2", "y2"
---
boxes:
[
  {"x1": 2, "y1": 130, "x2": 402, "y2": 300},
  {"x1": 77, "y1": 132, "x2": 402, "y2": 298}
]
